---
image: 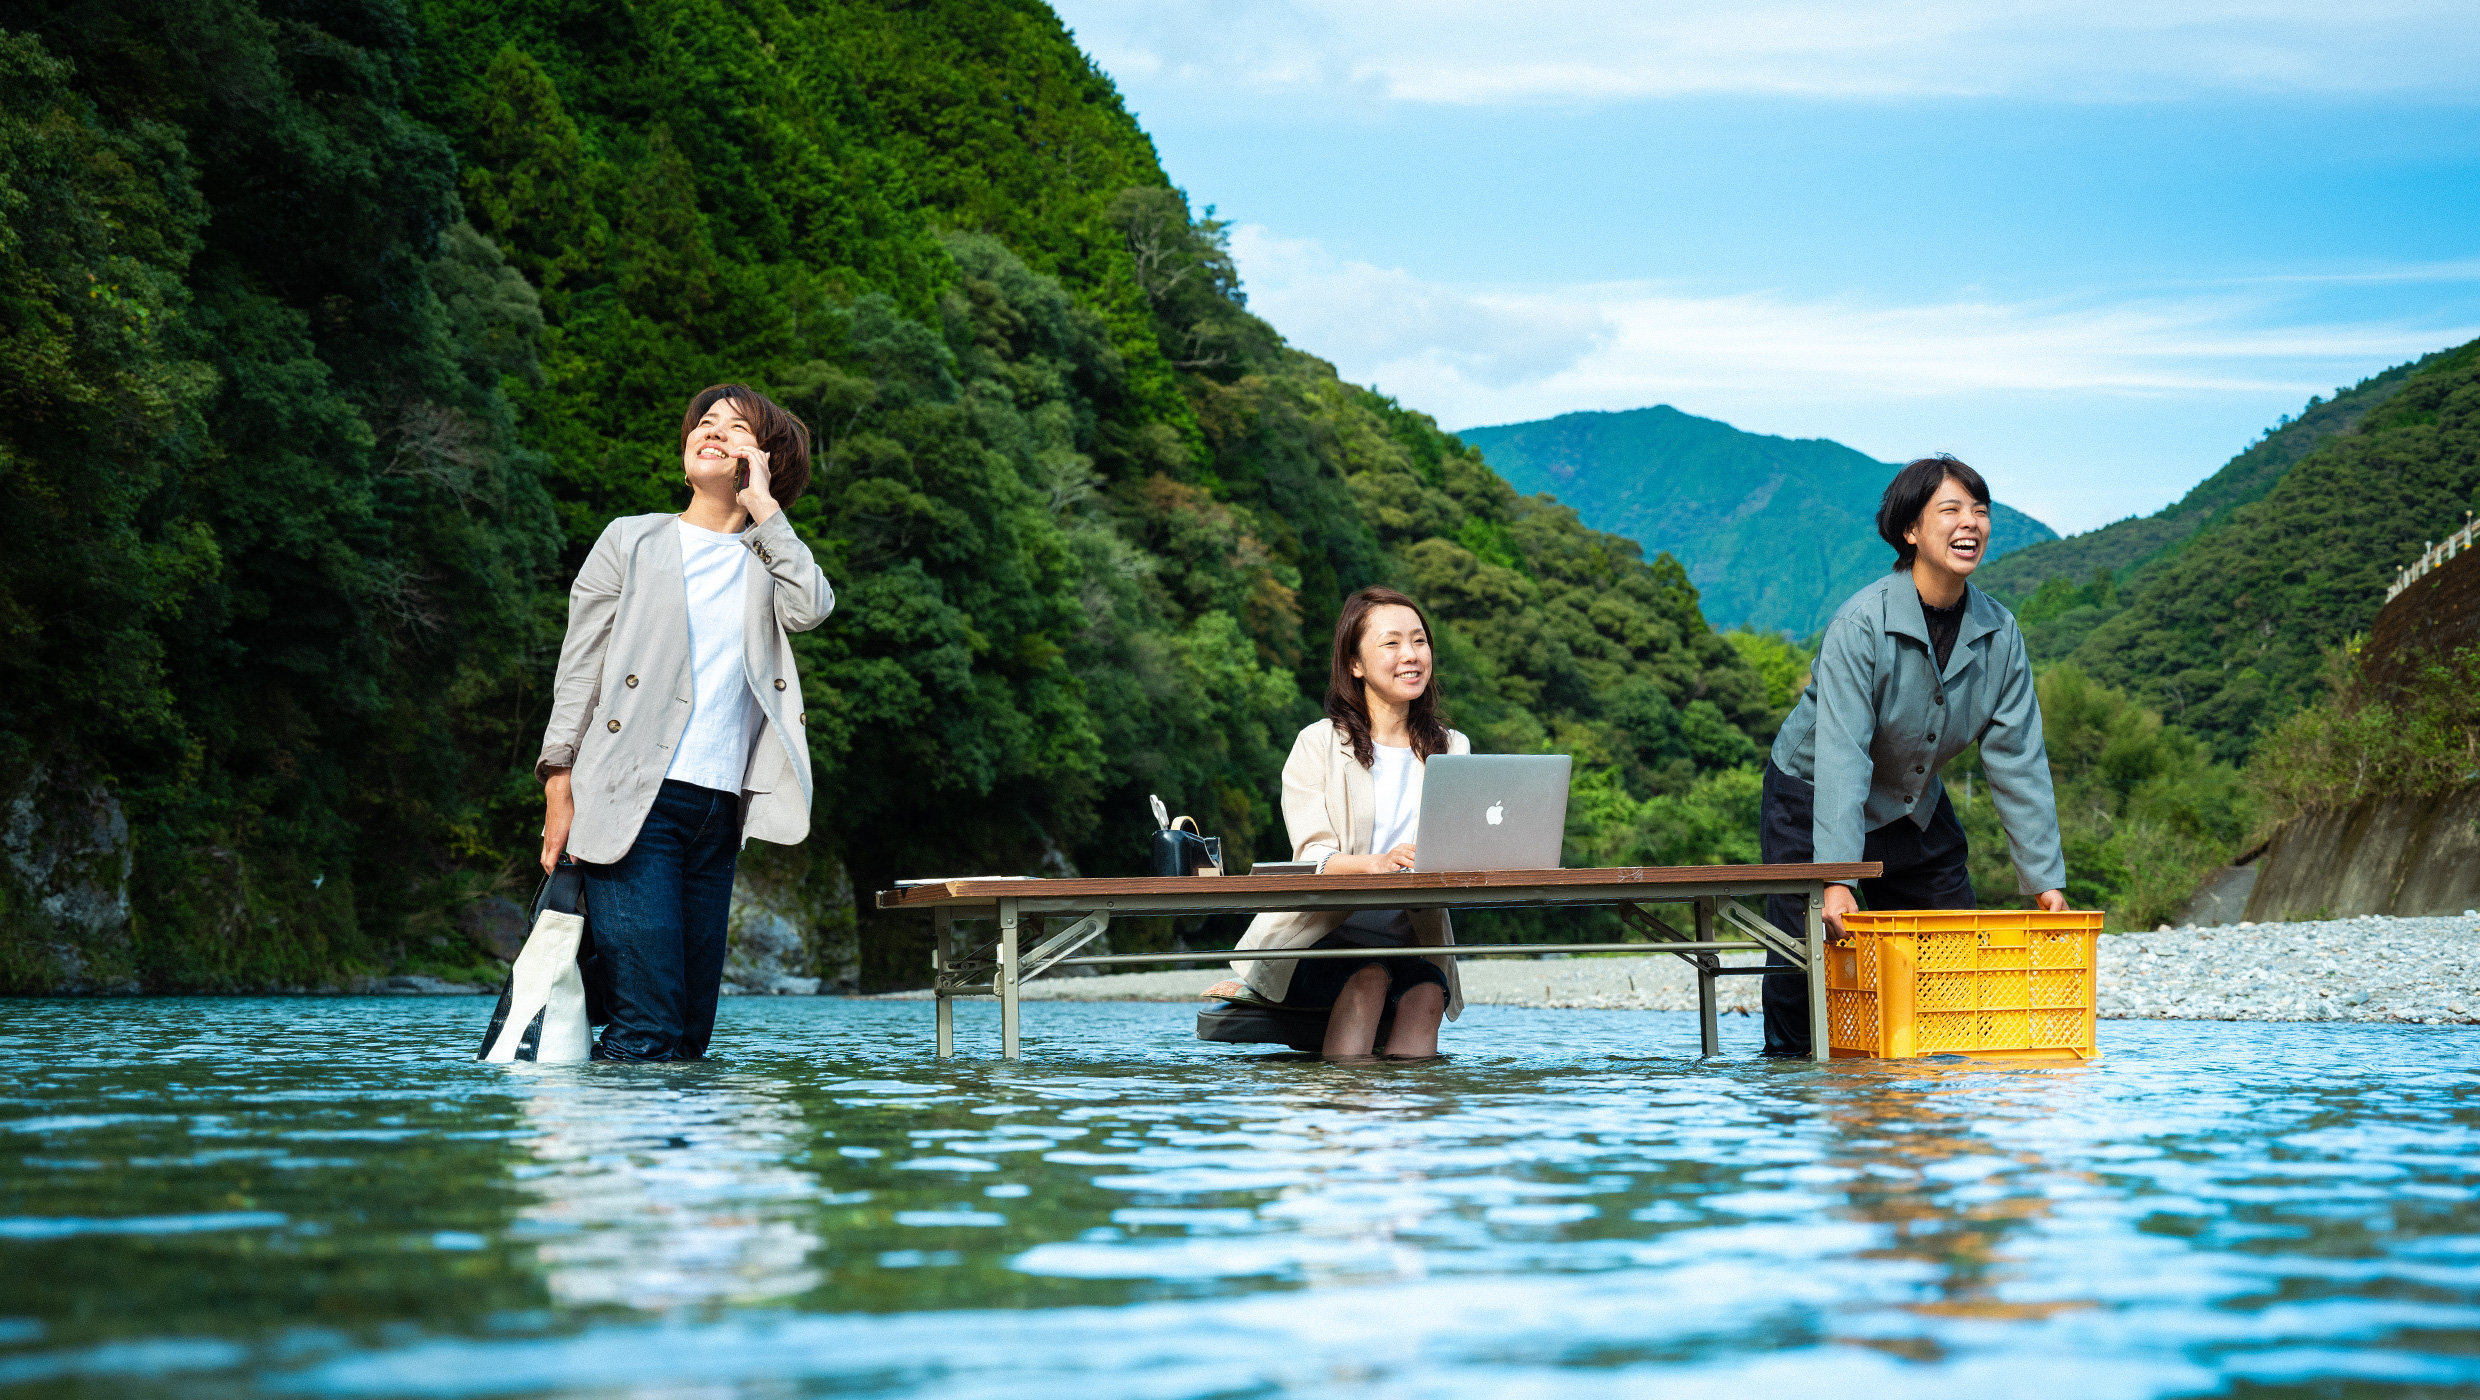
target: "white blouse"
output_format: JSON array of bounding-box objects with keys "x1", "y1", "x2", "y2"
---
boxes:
[
  {"x1": 1367, "y1": 743, "x2": 1418, "y2": 856},
  {"x1": 665, "y1": 519, "x2": 762, "y2": 791},
  {"x1": 1335, "y1": 742, "x2": 1420, "y2": 945}
]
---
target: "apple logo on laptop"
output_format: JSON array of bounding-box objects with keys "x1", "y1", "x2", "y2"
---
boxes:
[{"x1": 1485, "y1": 801, "x2": 1504, "y2": 826}]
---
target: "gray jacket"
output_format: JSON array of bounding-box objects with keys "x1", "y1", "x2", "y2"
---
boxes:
[
  {"x1": 1769, "y1": 571, "x2": 2065, "y2": 895},
  {"x1": 537, "y1": 511, "x2": 834, "y2": 864}
]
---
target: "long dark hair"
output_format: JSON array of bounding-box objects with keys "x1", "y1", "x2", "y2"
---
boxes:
[
  {"x1": 1877, "y1": 453, "x2": 1990, "y2": 570},
  {"x1": 1325, "y1": 586, "x2": 1451, "y2": 768}
]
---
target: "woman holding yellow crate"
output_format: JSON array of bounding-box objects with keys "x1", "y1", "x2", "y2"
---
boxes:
[{"x1": 1760, "y1": 455, "x2": 2068, "y2": 1058}]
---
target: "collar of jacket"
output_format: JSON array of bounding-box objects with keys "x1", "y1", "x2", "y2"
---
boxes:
[
  {"x1": 1876, "y1": 571, "x2": 2004, "y2": 685},
  {"x1": 647, "y1": 513, "x2": 684, "y2": 584}
]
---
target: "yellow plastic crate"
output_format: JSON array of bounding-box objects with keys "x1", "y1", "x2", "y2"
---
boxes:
[{"x1": 1826, "y1": 910, "x2": 2104, "y2": 1060}]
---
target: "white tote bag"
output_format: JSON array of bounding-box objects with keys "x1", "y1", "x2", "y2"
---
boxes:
[{"x1": 477, "y1": 864, "x2": 596, "y2": 1063}]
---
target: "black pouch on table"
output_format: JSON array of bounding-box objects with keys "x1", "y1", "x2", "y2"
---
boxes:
[{"x1": 1151, "y1": 815, "x2": 1221, "y2": 876}]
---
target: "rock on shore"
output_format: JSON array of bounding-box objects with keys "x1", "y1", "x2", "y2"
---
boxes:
[{"x1": 996, "y1": 914, "x2": 2480, "y2": 1025}]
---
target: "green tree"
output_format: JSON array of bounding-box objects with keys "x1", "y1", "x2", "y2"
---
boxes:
[
  {"x1": 3, "y1": 0, "x2": 557, "y2": 990},
  {"x1": 2, "y1": 0, "x2": 1784, "y2": 993},
  {"x1": 2055, "y1": 341, "x2": 2480, "y2": 761},
  {"x1": 1948, "y1": 665, "x2": 2253, "y2": 927}
]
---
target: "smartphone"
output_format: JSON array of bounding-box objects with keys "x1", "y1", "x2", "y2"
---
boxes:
[{"x1": 735, "y1": 459, "x2": 748, "y2": 491}]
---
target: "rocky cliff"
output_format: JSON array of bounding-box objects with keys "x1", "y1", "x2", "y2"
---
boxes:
[
  {"x1": 2245, "y1": 542, "x2": 2480, "y2": 920},
  {"x1": 2244, "y1": 789, "x2": 2480, "y2": 921}
]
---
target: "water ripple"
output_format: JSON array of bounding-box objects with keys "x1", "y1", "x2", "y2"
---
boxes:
[{"x1": 0, "y1": 996, "x2": 2471, "y2": 1396}]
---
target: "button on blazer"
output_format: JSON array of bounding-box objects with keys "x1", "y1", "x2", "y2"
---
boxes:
[{"x1": 537, "y1": 511, "x2": 834, "y2": 864}]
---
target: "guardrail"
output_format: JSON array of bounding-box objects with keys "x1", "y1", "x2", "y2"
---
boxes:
[{"x1": 2388, "y1": 511, "x2": 2478, "y2": 604}]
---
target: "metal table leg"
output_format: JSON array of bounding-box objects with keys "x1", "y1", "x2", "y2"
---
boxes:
[
  {"x1": 933, "y1": 908, "x2": 954, "y2": 1060},
  {"x1": 999, "y1": 898, "x2": 1021, "y2": 1061},
  {"x1": 1805, "y1": 886, "x2": 1828, "y2": 1062},
  {"x1": 1694, "y1": 897, "x2": 1720, "y2": 1057}
]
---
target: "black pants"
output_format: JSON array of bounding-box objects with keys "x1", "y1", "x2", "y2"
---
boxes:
[{"x1": 1758, "y1": 762, "x2": 1974, "y2": 1056}]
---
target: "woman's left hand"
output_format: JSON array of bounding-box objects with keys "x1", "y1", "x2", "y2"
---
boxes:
[
  {"x1": 2035, "y1": 889, "x2": 2069, "y2": 912},
  {"x1": 731, "y1": 445, "x2": 779, "y2": 524}
]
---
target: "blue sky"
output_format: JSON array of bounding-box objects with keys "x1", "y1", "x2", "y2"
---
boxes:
[{"x1": 1048, "y1": 0, "x2": 2480, "y2": 534}]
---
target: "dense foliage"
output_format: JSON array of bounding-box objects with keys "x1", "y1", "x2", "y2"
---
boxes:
[
  {"x1": 1714, "y1": 628, "x2": 2256, "y2": 929},
  {"x1": 2060, "y1": 342, "x2": 2480, "y2": 763},
  {"x1": 19, "y1": 0, "x2": 2449, "y2": 981},
  {"x1": 1951, "y1": 344, "x2": 2480, "y2": 923},
  {"x1": 1460, "y1": 404, "x2": 2055, "y2": 636},
  {"x1": 2251, "y1": 644, "x2": 2480, "y2": 821},
  {"x1": 1980, "y1": 343, "x2": 2479, "y2": 764},
  {"x1": 0, "y1": 0, "x2": 1776, "y2": 992},
  {"x1": 1945, "y1": 667, "x2": 2253, "y2": 928},
  {"x1": 1, "y1": 0, "x2": 555, "y2": 991}
]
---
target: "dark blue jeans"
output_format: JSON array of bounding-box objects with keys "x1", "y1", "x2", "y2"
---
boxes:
[{"x1": 581, "y1": 779, "x2": 740, "y2": 1061}]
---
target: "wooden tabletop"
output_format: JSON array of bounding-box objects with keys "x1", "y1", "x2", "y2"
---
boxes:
[{"x1": 875, "y1": 862, "x2": 1880, "y2": 913}]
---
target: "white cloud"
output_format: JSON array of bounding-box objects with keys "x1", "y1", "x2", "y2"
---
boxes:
[
  {"x1": 1236, "y1": 225, "x2": 2460, "y2": 414},
  {"x1": 1229, "y1": 226, "x2": 2480, "y2": 530},
  {"x1": 1059, "y1": 0, "x2": 2480, "y2": 106}
]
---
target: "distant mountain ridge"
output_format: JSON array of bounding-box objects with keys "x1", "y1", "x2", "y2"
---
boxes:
[
  {"x1": 1976, "y1": 353, "x2": 2437, "y2": 602},
  {"x1": 1458, "y1": 406, "x2": 2057, "y2": 636},
  {"x1": 2037, "y1": 339, "x2": 2480, "y2": 761}
]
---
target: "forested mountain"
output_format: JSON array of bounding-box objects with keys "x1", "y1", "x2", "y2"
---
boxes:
[
  {"x1": 1978, "y1": 353, "x2": 2434, "y2": 614},
  {"x1": 2056, "y1": 340, "x2": 2480, "y2": 762},
  {"x1": 0, "y1": 0, "x2": 1772, "y2": 993},
  {"x1": 1458, "y1": 405, "x2": 2057, "y2": 636}
]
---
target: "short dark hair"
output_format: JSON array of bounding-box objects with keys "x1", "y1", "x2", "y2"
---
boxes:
[
  {"x1": 1878, "y1": 454, "x2": 1991, "y2": 570},
  {"x1": 680, "y1": 383, "x2": 813, "y2": 507}
]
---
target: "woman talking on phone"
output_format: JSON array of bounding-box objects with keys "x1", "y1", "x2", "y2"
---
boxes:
[
  {"x1": 1760, "y1": 454, "x2": 2068, "y2": 1057},
  {"x1": 535, "y1": 384, "x2": 833, "y2": 1061}
]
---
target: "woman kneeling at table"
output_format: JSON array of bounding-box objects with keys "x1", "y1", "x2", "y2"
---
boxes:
[{"x1": 1202, "y1": 586, "x2": 1468, "y2": 1058}]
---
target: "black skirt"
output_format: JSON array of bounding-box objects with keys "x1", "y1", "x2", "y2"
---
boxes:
[{"x1": 1277, "y1": 922, "x2": 1448, "y2": 1011}]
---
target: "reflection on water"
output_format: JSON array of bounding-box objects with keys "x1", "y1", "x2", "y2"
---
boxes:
[
  {"x1": 511, "y1": 1075, "x2": 824, "y2": 1310},
  {"x1": 0, "y1": 997, "x2": 2474, "y2": 1397}
]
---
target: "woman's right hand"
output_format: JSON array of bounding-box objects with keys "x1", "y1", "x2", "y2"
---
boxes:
[
  {"x1": 540, "y1": 769, "x2": 575, "y2": 873},
  {"x1": 1822, "y1": 883, "x2": 1858, "y2": 938},
  {"x1": 1327, "y1": 845, "x2": 1416, "y2": 875}
]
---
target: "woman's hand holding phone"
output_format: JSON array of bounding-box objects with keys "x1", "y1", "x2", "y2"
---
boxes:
[{"x1": 731, "y1": 445, "x2": 778, "y2": 525}]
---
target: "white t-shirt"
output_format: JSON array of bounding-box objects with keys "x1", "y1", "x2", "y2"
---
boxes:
[
  {"x1": 1368, "y1": 743, "x2": 1419, "y2": 857},
  {"x1": 665, "y1": 519, "x2": 762, "y2": 792},
  {"x1": 1336, "y1": 743, "x2": 1420, "y2": 945}
]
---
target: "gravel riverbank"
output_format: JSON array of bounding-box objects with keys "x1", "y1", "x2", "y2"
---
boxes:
[{"x1": 971, "y1": 913, "x2": 2480, "y2": 1026}]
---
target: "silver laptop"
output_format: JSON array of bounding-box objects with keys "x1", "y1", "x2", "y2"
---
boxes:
[{"x1": 1414, "y1": 754, "x2": 1572, "y2": 872}]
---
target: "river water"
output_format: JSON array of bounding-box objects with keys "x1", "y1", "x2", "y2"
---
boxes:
[{"x1": 1, "y1": 998, "x2": 2474, "y2": 1397}]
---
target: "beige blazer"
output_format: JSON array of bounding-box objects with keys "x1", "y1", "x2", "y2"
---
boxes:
[
  {"x1": 1231, "y1": 718, "x2": 1469, "y2": 1017},
  {"x1": 536, "y1": 511, "x2": 833, "y2": 863}
]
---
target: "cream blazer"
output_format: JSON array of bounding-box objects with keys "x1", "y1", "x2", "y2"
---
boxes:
[
  {"x1": 536, "y1": 511, "x2": 833, "y2": 863},
  {"x1": 1231, "y1": 718, "x2": 1469, "y2": 1017}
]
